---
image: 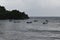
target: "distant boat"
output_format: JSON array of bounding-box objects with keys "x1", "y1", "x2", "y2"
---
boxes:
[
  {"x1": 43, "y1": 22, "x2": 47, "y2": 24},
  {"x1": 33, "y1": 20, "x2": 38, "y2": 22},
  {"x1": 45, "y1": 20, "x2": 48, "y2": 23},
  {"x1": 26, "y1": 21, "x2": 32, "y2": 24},
  {"x1": 43, "y1": 20, "x2": 48, "y2": 24}
]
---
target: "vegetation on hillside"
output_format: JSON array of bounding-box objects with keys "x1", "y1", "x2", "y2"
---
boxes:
[{"x1": 0, "y1": 6, "x2": 29, "y2": 19}]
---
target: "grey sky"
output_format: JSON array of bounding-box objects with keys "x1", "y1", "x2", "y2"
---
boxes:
[{"x1": 0, "y1": 0, "x2": 60, "y2": 17}]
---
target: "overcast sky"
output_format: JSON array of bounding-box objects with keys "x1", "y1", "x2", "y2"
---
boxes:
[{"x1": 0, "y1": 0, "x2": 60, "y2": 17}]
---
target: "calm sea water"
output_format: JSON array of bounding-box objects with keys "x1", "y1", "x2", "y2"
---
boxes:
[{"x1": 0, "y1": 17, "x2": 60, "y2": 40}]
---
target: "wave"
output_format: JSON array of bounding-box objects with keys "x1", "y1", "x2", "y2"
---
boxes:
[
  {"x1": 27, "y1": 29, "x2": 60, "y2": 32},
  {"x1": 19, "y1": 28, "x2": 60, "y2": 33},
  {"x1": 28, "y1": 36, "x2": 60, "y2": 39}
]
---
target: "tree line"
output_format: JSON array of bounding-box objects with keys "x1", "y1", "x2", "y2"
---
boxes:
[{"x1": 0, "y1": 6, "x2": 29, "y2": 19}]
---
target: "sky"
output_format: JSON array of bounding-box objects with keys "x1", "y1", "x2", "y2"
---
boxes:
[{"x1": 0, "y1": 0, "x2": 60, "y2": 17}]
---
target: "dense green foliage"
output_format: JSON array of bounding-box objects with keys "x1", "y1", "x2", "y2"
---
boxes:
[{"x1": 0, "y1": 6, "x2": 29, "y2": 19}]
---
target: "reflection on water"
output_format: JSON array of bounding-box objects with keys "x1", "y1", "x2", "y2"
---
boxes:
[{"x1": 0, "y1": 17, "x2": 60, "y2": 40}]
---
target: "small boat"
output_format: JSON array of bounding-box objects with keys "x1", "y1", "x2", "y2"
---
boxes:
[
  {"x1": 45, "y1": 20, "x2": 48, "y2": 23},
  {"x1": 26, "y1": 21, "x2": 32, "y2": 24},
  {"x1": 34, "y1": 20, "x2": 38, "y2": 22},
  {"x1": 43, "y1": 22, "x2": 47, "y2": 24},
  {"x1": 43, "y1": 20, "x2": 48, "y2": 24}
]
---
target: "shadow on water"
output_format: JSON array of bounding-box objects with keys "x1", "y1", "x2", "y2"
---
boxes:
[
  {"x1": 13, "y1": 21, "x2": 21, "y2": 23},
  {"x1": 9, "y1": 20, "x2": 21, "y2": 23},
  {"x1": 9, "y1": 19, "x2": 12, "y2": 22}
]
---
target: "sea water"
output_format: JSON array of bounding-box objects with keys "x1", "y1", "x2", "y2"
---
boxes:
[{"x1": 0, "y1": 17, "x2": 60, "y2": 40}]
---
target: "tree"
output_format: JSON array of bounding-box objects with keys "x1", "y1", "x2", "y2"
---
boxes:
[{"x1": 0, "y1": 6, "x2": 29, "y2": 19}]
